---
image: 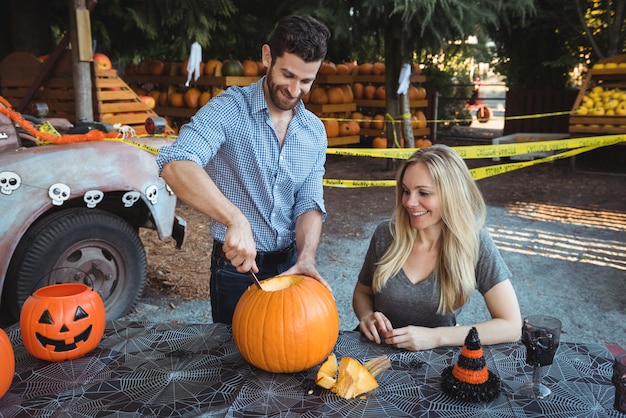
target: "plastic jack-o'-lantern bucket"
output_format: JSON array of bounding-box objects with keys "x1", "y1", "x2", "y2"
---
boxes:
[
  {"x1": 20, "y1": 283, "x2": 106, "y2": 362},
  {"x1": 0, "y1": 328, "x2": 14, "y2": 397}
]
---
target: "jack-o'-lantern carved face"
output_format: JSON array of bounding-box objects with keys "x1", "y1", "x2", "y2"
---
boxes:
[{"x1": 20, "y1": 283, "x2": 106, "y2": 362}]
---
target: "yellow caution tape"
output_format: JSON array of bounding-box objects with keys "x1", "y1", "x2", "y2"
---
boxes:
[
  {"x1": 39, "y1": 121, "x2": 61, "y2": 136},
  {"x1": 326, "y1": 134, "x2": 625, "y2": 160},
  {"x1": 323, "y1": 134, "x2": 625, "y2": 187},
  {"x1": 105, "y1": 137, "x2": 161, "y2": 155}
]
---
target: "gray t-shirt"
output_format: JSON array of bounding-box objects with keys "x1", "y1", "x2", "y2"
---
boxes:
[{"x1": 358, "y1": 221, "x2": 511, "y2": 328}]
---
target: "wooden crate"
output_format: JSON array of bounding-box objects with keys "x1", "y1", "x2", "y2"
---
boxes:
[
  {"x1": 0, "y1": 51, "x2": 77, "y2": 121},
  {"x1": 569, "y1": 62, "x2": 626, "y2": 136},
  {"x1": 94, "y1": 68, "x2": 174, "y2": 135},
  {"x1": 0, "y1": 51, "x2": 174, "y2": 135}
]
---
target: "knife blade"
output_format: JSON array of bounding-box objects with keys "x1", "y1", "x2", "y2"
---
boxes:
[{"x1": 248, "y1": 269, "x2": 263, "y2": 289}]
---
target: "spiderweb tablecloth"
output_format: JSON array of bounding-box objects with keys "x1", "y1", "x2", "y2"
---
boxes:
[{"x1": 0, "y1": 321, "x2": 622, "y2": 417}]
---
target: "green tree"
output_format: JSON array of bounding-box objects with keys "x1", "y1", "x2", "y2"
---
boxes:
[{"x1": 487, "y1": 0, "x2": 626, "y2": 89}]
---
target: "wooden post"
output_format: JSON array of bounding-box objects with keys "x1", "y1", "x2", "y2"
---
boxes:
[{"x1": 69, "y1": 0, "x2": 94, "y2": 122}]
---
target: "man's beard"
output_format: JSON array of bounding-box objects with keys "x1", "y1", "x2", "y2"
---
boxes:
[{"x1": 266, "y1": 67, "x2": 303, "y2": 111}]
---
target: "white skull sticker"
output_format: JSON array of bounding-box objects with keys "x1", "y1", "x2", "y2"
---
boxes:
[
  {"x1": 122, "y1": 191, "x2": 141, "y2": 207},
  {"x1": 0, "y1": 171, "x2": 21, "y2": 195},
  {"x1": 48, "y1": 183, "x2": 71, "y2": 206},
  {"x1": 84, "y1": 189, "x2": 104, "y2": 208},
  {"x1": 145, "y1": 184, "x2": 158, "y2": 205}
]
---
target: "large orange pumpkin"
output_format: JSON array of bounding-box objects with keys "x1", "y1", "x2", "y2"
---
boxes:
[
  {"x1": 232, "y1": 275, "x2": 339, "y2": 373},
  {"x1": 0, "y1": 328, "x2": 14, "y2": 397},
  {"x1": 20, "y1": 283, "x2": 106, "y2": 362}
]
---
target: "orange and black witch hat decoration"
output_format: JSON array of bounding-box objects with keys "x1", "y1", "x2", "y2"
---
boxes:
[{"x1": 441, "y1": 327, "x2": 500, "y2": 403}]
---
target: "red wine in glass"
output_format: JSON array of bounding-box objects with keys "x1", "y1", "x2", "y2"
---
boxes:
[{"x1": 523, "y1": 319, "x2": 561, "y2": 366}]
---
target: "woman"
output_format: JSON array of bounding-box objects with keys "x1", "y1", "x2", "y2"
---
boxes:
[{"x1": 352, "y1": 144, "x2": 521, "y2": 351}]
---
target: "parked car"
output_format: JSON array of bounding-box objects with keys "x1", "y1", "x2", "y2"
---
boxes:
[{"x1": 0, "y1": 109, "x2": 186, "y2": 323}]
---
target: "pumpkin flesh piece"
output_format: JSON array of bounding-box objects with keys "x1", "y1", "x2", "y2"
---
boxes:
[
  {"x1": 332, "y1": 357, "x2": 379, "y2": 399},
  {"x1": 315, "y1": 352, "x2": 338, "y2": 389}
]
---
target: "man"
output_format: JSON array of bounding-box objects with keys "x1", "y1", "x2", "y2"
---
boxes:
[{"x1": 157, "y1": 15, "x2": 332, "y2": 324}]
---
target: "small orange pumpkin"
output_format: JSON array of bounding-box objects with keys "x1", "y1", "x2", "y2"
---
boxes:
[
  {"x1": 232, "y1": 275, "x2": 339, "y2": 373},
  {"x1": 309, "y1": 86, "x2": 329, "y2": 105},
  {"x1": 363, "y1": 85, "x2": 377, "y2": 100},
  {"x1": 352, "y1": 82, "x2": 365, "y2": 100},
  {"x1": 372, "y1": 136, "x2": 387, "y2": 148},
  {"x1": 339, "y1": 84, "x2": 354, "y2": 103},
  {"x1": 140, "y1": 95, "x2": 156, "y2": 110},
  {"x1": 416, "y1": 138, "x2": 433, "y2": 148},
  {"x1": 318, "y1": 61, "x2": 337, "y2": 75},
  {"x1": 323, "y1": 119, "x2": 340, "y2": 138},
  {"x1": 93, "y1": 53, "x2": 112, "y2": 71},
  {"x1": 357, "y1": 62, "x2": 373, "y2": 75},
  {"x1": 184, "y1": 87, "x2": 202, "y2": 108},
  {"x1": 374, "y1": 85, "x2": 386, "y2": 100},
  {"x1": 20, "y1": 283, "x2": 106, "y2": 362},
  {"x1": 338, "y1": 122, "x2": 351, "y2": 136},
  {"x1": 326, "y1": 87, "x2": 345, "y2": 104},
  {"x1": 413, "y1": 110, "x2": 427, "y2": 129},
  {"x1": 0, "y1": 328, "x2": 14, "y2": 397},
  {"x1": 168, "y1": 92, "x2": 185, "y2": 108},
  {"x1": 370, "y1": 114, "x2": 385, "y2": 130},
  {"x1": 335, "y1": 64, "x2": 350, "y2": 75},
  {"x1": 372, "y1": 62, "x2": 385, "y2": 75},
  {"x1": 242, "y1": 60, "x2": 259, "y2": 76},
  {"x1": 204, "y1": 59, "x2": 221, "y2": 76}
]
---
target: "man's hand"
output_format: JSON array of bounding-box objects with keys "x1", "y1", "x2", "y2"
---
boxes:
[
  {"x1": 222, "y1": 217, "x2": 258, "y2": 273},
  {"x1": 281, "y1": 260, "x2": 331, "y2": 291}
]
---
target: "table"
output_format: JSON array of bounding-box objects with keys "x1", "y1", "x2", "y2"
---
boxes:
[{"x1": 1, "y1": 321, "x2": 623, "y2": 417}]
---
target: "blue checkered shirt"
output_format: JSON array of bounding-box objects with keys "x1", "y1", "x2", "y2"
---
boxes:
[{"x1": 157, "y1": 77, "x2": 327, "y2": 252}]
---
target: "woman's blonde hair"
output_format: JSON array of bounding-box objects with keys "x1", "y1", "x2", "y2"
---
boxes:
[{"x1": 372, "y1": 144, "x2": 486, "y2": 314}]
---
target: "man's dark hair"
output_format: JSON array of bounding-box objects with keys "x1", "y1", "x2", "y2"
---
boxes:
[{"x1": 267, "y1": 15, "x2": 330, "y2": 63}]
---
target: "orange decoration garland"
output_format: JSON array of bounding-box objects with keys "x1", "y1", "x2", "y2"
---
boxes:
[{"x1": 0, "y1": 96, "x2": 117, "y2": 144}]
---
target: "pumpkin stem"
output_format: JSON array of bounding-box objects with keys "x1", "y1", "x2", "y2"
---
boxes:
[{"x1": 364, "y1": 355, "x2": 391, "y2": 378}]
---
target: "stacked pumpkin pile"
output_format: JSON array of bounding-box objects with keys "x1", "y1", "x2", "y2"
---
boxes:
[
  {"x1": 126, "y1": 58, "x2": 266, "y2": 111},
  {"x1": 303, "y1": 61, "x2": 360, "y2": 139},
  {"x1": 352, "y1": 61, "x2": 429, "y2": 148}
]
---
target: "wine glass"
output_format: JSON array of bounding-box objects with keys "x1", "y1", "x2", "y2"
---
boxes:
[{"x1": 520, "y1": 315, "x2": 562, "y2": 399}]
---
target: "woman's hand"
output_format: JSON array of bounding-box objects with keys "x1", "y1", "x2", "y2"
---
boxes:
[
  {"x1": 380, "y1": 325, "x2": 439, "y2": 351},
  {"x1": 358, "y1": 312, "x2": 393, "y2": 344}
]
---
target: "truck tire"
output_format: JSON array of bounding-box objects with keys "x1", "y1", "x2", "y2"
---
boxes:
[{"x1": 4, "y1": 208, "x2": 146, "y2": 322}]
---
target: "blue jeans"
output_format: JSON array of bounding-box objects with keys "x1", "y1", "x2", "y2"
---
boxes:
[{"x1": 209, "y1": 243, "x2": 297, "y2": 324}]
